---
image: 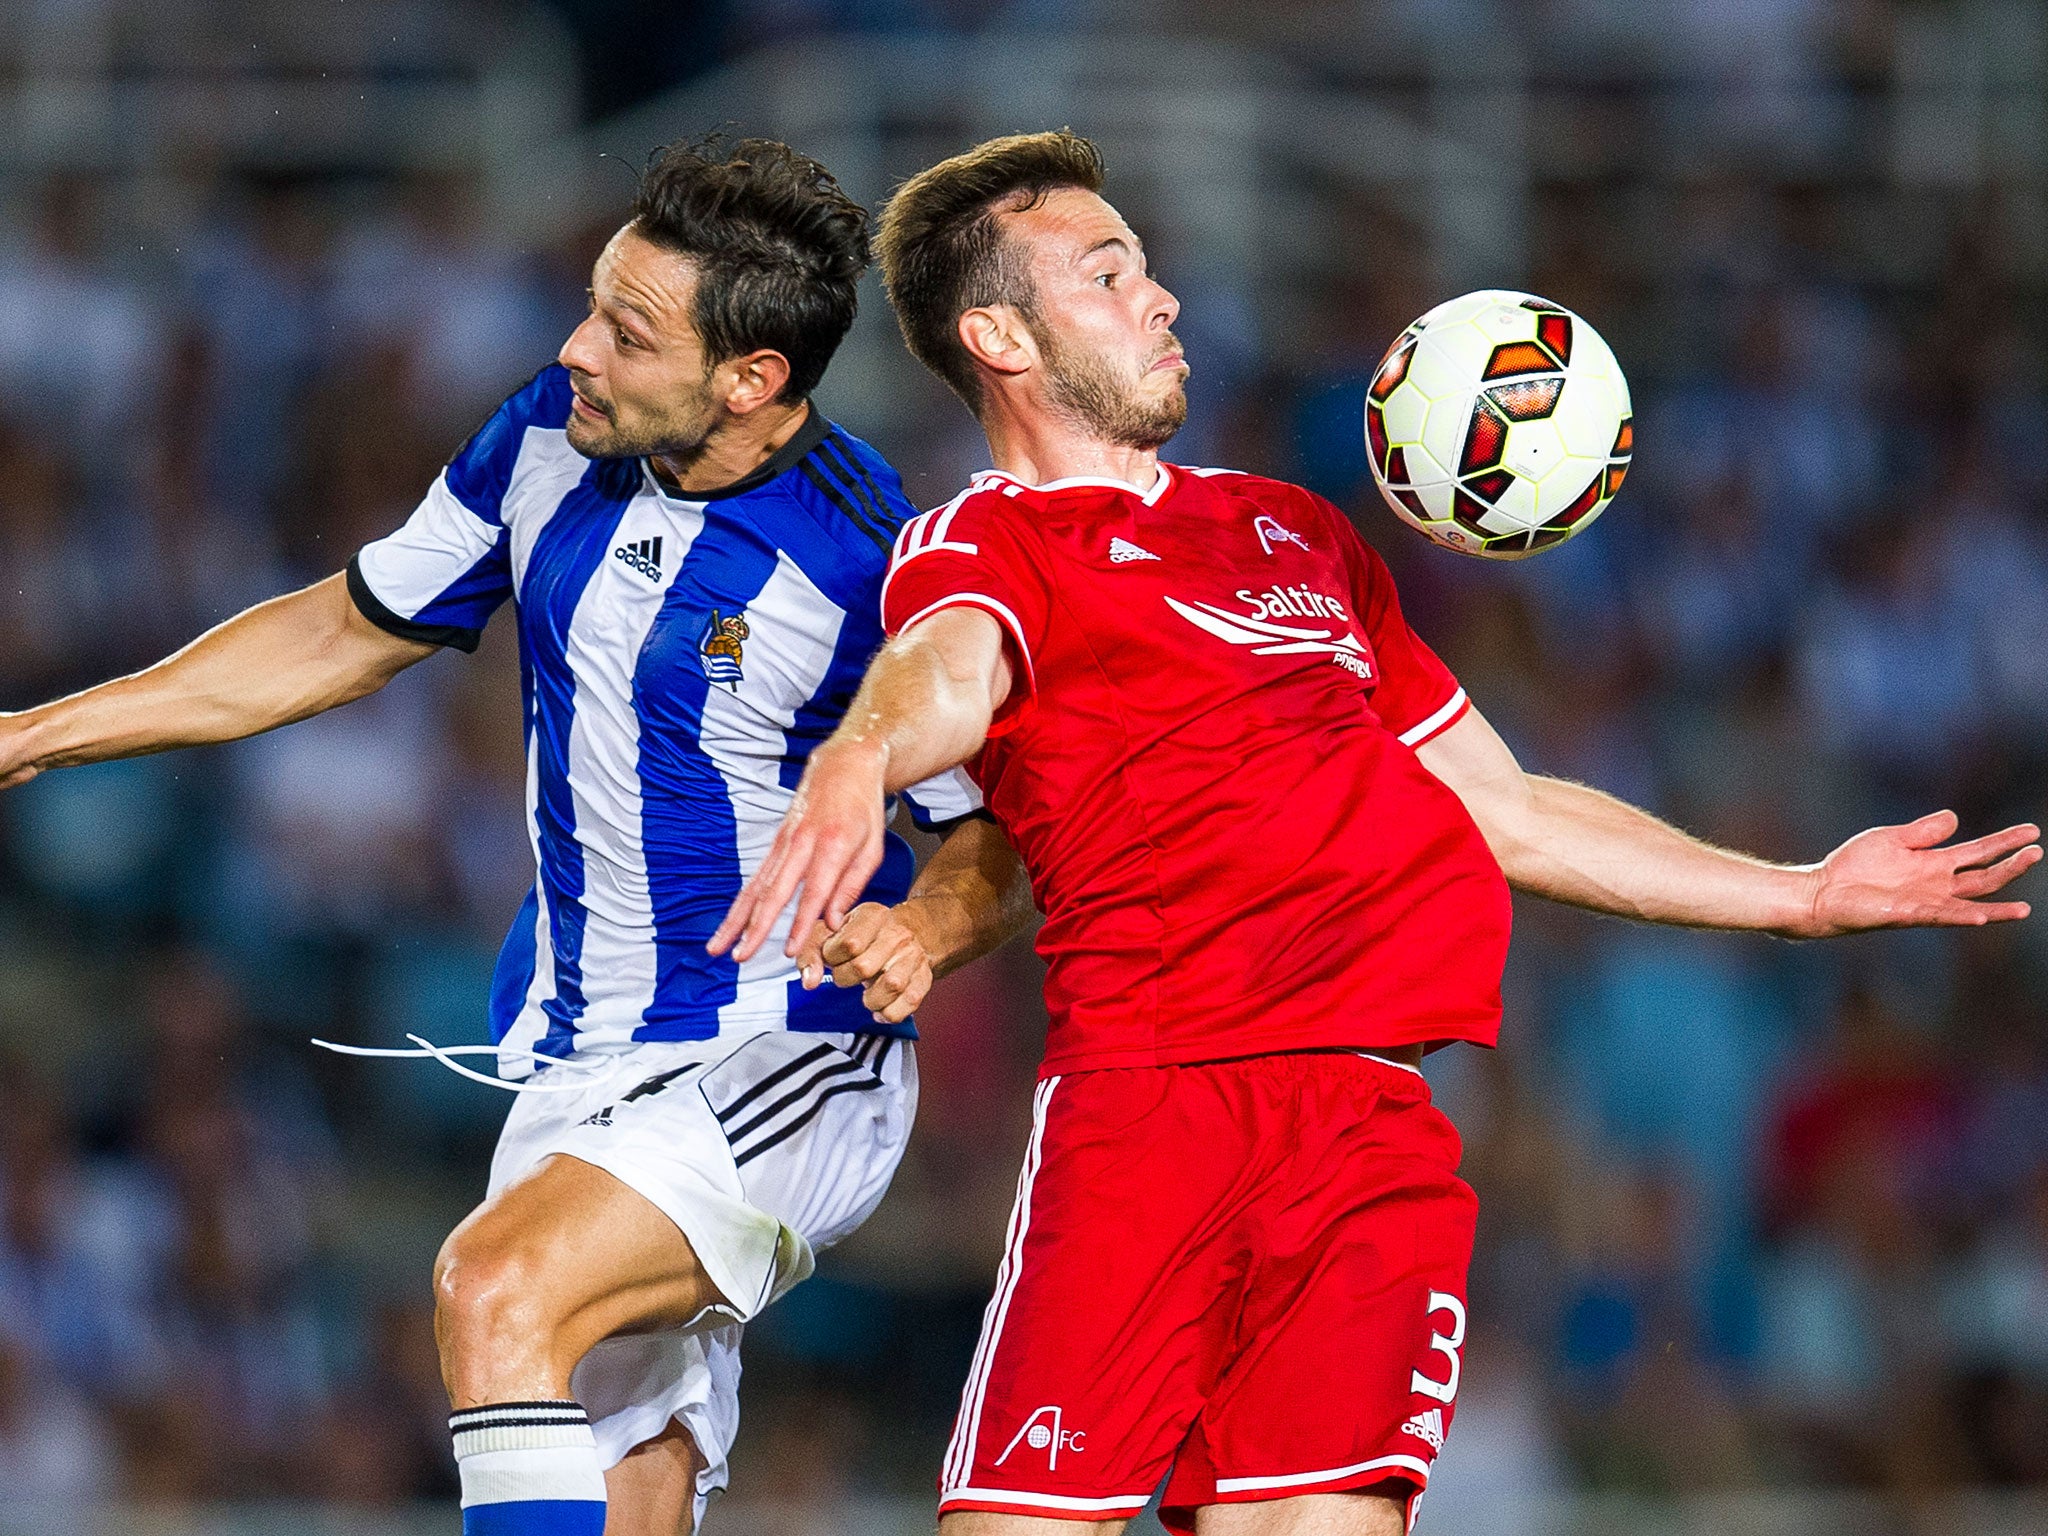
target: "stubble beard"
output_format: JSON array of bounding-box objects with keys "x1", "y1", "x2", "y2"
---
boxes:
[
  {"x1": 564, "y1": 372, "x2": 721, "y2": 467},
  {"x1": 1039, "y1": 329, "x2": 1188, "y2": 452}
]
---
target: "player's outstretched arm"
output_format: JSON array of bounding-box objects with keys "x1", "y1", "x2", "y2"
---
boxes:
[
  {"x1": 708, "y1": 606, "x2": 1014, "y2": 964},
  {"x1": 0, "y1": 573, "x2": 437, "y2": 790},
  {"x1": 1415, "y1": 704, "x2": 2040, "y2": 937},
  {"x1": 793, "y1": 816, "x2": 1035, "y2": 1024}
]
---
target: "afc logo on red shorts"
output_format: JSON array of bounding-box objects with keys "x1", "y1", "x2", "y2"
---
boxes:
[
  {"x1": 994, "y1": 1405, "x2": 1087, "y2": 1470},
  {"x1": 939, "y1": 1056, "x2": 1479, "y2": 1531}
]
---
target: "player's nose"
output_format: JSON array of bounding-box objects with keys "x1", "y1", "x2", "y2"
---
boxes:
[
  {"x1": 1148, "y1": 277, "x2": 1180, "y2": 330},
  {"x1": 557, "y1": 313, "x2": 605, "y2": 376}
]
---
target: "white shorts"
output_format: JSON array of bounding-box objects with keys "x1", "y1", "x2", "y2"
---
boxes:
[{"x1": 486, "y1": 1030, "x2": 917, "y2": 1510}]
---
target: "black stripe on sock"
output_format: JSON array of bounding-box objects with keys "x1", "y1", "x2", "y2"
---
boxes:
[
  {"x1": 450, "y1": 1415, "x2": 595, "y2": 1432},
  {"x1": 450, "y1": 1400, "x2": 586, "y2": 1417},
  {"x1": 450, "y1": 1402, "x2": 587, "y2": 1428}
]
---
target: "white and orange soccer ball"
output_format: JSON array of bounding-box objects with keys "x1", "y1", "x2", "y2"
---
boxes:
[{"x1": 1365, "y1": 290, "x2": 1633, "y2": 559}]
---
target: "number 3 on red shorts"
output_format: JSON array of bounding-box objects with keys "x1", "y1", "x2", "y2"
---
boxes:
[{"x1": 1408, "y1": 1291, "x2": 1467, "y2": 1405}]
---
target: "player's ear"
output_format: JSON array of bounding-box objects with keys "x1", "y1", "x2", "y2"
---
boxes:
[
  {"x1": 959, "y1": 306, "x2": 1035, "y2": 378},
  {"x1": 721, "y1": 349, "x2": 794, "y2": 415}
]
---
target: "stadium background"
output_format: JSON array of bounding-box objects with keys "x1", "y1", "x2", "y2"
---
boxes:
[{"x1": 1, "y1": 1, "x2": 2046, "y2": 1532}]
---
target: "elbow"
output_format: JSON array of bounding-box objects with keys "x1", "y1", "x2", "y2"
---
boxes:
[
  {"x1": 1479, "y1": 825, "x2": 1539, "y2": 888},
  {"x1": 1464, "y1": 799, "x2": 1545, "y2": 886}
]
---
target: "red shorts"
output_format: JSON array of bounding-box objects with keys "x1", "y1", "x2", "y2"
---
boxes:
[{"x1": 939, "y1": 1052, "x2": 1477, "y2": 1530}]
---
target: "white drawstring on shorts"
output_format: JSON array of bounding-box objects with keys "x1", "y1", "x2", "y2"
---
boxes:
[{"x1": 309, "y1": 1034, "x2": 608, "y2": 1093}]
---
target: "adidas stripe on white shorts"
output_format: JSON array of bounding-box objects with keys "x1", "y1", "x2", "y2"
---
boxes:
[{"x1": 486, "y1": 1029, "x2": 917, "y2": 1509}]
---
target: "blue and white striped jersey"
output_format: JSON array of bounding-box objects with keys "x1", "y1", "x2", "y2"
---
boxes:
[{"x1": 348, "y1": 366, "x2": 981, "y2": 1072}]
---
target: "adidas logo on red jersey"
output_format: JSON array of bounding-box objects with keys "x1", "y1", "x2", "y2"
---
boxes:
[
  {"x1": 1401, "y1": 1406, "x2": 1445, "y2": 1452},
  {"x1": 1108, "y1": 537, "x2": 1160, "y2": 563}
]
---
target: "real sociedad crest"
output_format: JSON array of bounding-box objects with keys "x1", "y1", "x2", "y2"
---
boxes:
[{"x1": 699, "y1": 610, "x2": 749, "y2": 687}]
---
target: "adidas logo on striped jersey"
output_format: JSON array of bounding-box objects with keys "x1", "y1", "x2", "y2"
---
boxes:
[
  {"x1": 614, "y1": 535, "x2": 663, "y2": 580},
  {"x1": 1109, "y1": 537, "x2": 1160, "y2": 563}
]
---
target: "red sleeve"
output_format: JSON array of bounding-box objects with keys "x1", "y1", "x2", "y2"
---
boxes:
[
  {"x1": 881, "y1": 487, "x2": 1050, "y2": 736},
  {"x1": 1320, "y1": 499, "x2": 1471, "y2": 748}
]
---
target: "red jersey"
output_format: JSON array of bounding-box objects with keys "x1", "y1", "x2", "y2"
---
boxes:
[{"x1": 882, "y1": 464, "x2": 1510, "y2": 1075}]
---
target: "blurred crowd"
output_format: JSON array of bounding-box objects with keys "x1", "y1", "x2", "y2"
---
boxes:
[{"x1": 2, "y1": 0, "x2": 2047, "y2": 1522}]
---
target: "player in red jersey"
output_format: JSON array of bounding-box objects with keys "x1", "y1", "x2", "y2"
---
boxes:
[{"x1": 711, "y1": 132, "x2": 2041, "y2": 1535}]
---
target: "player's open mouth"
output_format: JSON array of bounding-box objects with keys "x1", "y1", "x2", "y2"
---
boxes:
[{"x1": 571, "y1": 391, "x2": 610, "y2": 421}]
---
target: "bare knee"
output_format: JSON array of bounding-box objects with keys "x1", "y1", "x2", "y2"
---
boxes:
[
  {"x1": 433, "y1": 1156, "x2": 727, "y2": 1409},
  {"x1": 1192, "y1": 1484, "x2": 1409, "y2": 1536},
  {"x1": 433, "y1": 1223, "x2": 567, "y2": 1404}
]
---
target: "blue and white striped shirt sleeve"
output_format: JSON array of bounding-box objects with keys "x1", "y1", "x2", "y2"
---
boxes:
[
  {"x1": 348, "y1": 369, "x2": 559, "y2": 651},
  {"x1": 899, "y1": 767, "x2": 986, "y2": 832}
]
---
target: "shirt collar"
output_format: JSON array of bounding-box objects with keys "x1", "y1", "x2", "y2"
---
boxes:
[
  {"x1": 643, "y1": 404, "x2": 831, "y2": 503},
  {"x1": 977, "y1": 463, "x2": 1174, "y2": 505}
]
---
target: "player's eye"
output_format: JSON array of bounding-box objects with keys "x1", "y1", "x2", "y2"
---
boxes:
[
  {"x1": 1096, "y1": 271, "x2": 1117, "y2": 288},
  {"x1": 615, "y1": 327, "x2": 639, "y2": 349}
]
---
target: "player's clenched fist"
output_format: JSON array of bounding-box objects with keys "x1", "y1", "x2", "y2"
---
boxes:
[{"x1": 794, "y1": 903, "x2": 938, "y2": 1024}]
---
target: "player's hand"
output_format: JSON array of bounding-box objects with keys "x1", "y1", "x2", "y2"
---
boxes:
[
  {"x1": 1796, "y1": 810, "x2": 2040, "y2": 937},
  {"x1": 708, "y1": 739, "x2": 889, "y2": 964},
  {"x1": 793, "y1": 902, "x2": 937, "y2": 1025}
]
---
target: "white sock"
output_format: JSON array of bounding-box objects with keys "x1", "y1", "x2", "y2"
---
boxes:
[{"x1": 451, "y1": 1400, "x2": 607, "y2": 1534}]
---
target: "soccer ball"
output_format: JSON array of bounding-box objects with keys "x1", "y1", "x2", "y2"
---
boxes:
[{"x1": 1365, "y1": 291, "x2": 1632, "y2": 559}]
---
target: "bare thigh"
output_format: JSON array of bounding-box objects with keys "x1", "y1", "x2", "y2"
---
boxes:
[
  {"x1": 933, "y1": 1487, "x2": 1406, "y2": 1536},
  {"x1": 605, "y1": 1417, "x2": 707, "y2": 1536},
  {"x1": 434, "y1": 1152, "x2": 731, "y2": 1407},
  {"x1": 1194, "y1": 1486, "x2": 1409, "y2": 1536},
  {"x1": 940, "y1": 1516, "x2": 1130, "y2": 1536}
]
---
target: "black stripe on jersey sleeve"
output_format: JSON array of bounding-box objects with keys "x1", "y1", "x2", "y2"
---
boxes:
[
  {"x1": 817, "y1": 433, "x2": 906, "y2": 539},
  {"x1": 798, "y1": 461, "x2": 894, "y2": 555},
  {"x1": 346, "y1": 556, "x2": 486, "y2": 653}
]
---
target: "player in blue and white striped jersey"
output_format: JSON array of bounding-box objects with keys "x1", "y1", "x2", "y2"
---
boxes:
[
  {"x1": 0, "y1": 138, "x2": 1033, "y2": 1536},
  {"x1": 351, "y1": 361, "x2": 977, "y2": 1066}
]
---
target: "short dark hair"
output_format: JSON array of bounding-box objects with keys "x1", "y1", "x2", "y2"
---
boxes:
[
  {"x1": 630, "y1": 135, "x2": 870, "y2": 403},
  {"x1": 876, "y1": 131, "x2": 1105, "y2": 410}
]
